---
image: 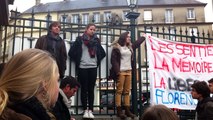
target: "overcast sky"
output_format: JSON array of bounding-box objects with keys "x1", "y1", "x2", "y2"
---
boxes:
[
  {"x1": 9, "y1": 0, "x2": 62, "y2": 12},
  {"x1": 9, "y1": 0, "x2": 213, "y2": 22},
  {"x1": 197, "y1": 0, "x2": 213, "y2": 22}
]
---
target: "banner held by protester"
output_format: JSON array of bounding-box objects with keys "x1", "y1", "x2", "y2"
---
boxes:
[{"x1": 146, "y1": 35, "x2": 213, "y2": 110}]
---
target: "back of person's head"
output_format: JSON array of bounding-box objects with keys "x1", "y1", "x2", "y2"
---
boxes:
[
  {"x1": 140, "y1": 105, "x2": 179, "y2": 120},
  {"x1": 60, "y1": 76, "x2": 80, "y2": 89},
  {"x1": 0, "y1": 49, "x2": 59, "y2": 115},
  {"x1": 118, "y1": 31, "x2": 130, "y2": 46},
  {"x1": 191, "y1": 81, "x2": 210, "y2": 98},
  {"x1": 208, "y1": 78, "x2": 213, "y2": 83}
]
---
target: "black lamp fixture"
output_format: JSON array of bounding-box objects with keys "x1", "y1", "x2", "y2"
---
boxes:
[
  {"x1": 125, "y1": 0, "x2": 140, "y2": 19},
  {"x1": 126, "y1": 0, "x2": 138, "y2": 11}
]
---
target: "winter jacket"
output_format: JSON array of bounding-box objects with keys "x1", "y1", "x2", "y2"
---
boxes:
[
  {"x1": 2, "y1": 97, "x2": 56, "y2": 120},
  {"x1": 68, "y1": 36, "x2": 106, "y2": 70},
  {"x1": 196, "y1": 97, "x2": 213, "y2": 120},
  {"x1": 0, "y1": 107, "x2": 31, "y2": 120},
  {"x1": 35, "y1": 33, "x2": 67, "y2": 79},
  {"x1": 52, "y1": 92, "x2": 70, "y2": 120},
  {"x1": 109, "y1": 36, "x2": 145, "y2": 81}
]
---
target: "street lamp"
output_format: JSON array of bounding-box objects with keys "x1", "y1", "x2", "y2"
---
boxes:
[
  {"x1": 126, "y1": 0, "x2": 138, "y2": 11},
  {"x1": 125, "y1": 0, "x2": 140, "y2": 115},
  {"x1": 126, "y1": 0, "x2": 140, "y2": 19}
]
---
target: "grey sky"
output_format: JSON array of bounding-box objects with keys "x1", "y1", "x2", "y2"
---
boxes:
[
  {"x1": 9, "y1": 0, "x2": 61, "y2": 12},
  {"x1": 197, "y1": 0, "x2": 213, "y2": 22}
]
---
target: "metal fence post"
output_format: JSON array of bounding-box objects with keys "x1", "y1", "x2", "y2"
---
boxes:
[{"x1": 126, "y1": 11, "x2": 140, "y2": 115}]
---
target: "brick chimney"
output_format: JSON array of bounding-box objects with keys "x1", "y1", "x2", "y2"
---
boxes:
[{"x1": 35, "y1": 0, "x2": 41, "y2": 5}]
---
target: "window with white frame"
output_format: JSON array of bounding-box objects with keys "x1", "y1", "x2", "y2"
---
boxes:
[
  {"x1": 60, "y1": 15, "x2": 67, "y2": 22},
  {"x1": 189, "y1": 27, "x2": 198, "y2": 43},
  {"x1": 187, "y1": 8, "x2": 195, "y2": 19},
  {"x1": 102, "y1": 30, "x2": 111, "y2": 43},
  {"x1": 144, "y1": 10, "x2": 152, "y2": 21},
  {"x1": 45, "y1": 15, "x2": 52, "y2": 27},
  {"x1": 144, "y1": 28, "x2": 151, "y2": 36},
  {"x1": 82, "y1": 13, "x2": 89, "y2": 24},
  {"x1": 93, "y1": 12, "x2": 100, "y2": 23},
  {"x1": 123, "y1": 10, "x2": 130, "y2": 21},
  {"x1": 189, "y1": 27, "x2": 198, "y2": 36},
  {"x1": 29, "y1": 17, "x2": 34, "y2": 27},
  {"x1": 104, "y1": 12, "x2": 111, "y2": 22},
  {"x1": 165, "y1": 9, "x2": 174, "y2": 23},
  {"x1": 71, "y1": 33, "x2": 78, "y2": 42},
  {"x1": 46, "y1": 15, "x2": 52, "y2": 21},
  {"x1": 141, "y1": 69, "x2": 148, "y2": 81},
  {"x1": 72, "y1": 14, "x2": 79, "y2": 24},
  {"x1": 141, "y1": 69, "x2": 150, "y2": 92},
  {"x1": 167, "y1": 27, "x2": 176, "y2": 41}
]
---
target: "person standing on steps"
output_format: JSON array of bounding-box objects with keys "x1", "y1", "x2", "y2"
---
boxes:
[
  {"x1": 68, "y1": 23, "x2": 106, "y2": 119},
  {"x1": 35, "y1": 21, "x2": 67, "y2": 80},
  {"x1": 109, "y1": 31, "x2": 145, "y2": 119}
]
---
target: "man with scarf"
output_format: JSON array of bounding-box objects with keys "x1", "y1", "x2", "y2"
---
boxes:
[
  {"x1": 52, "y1": 76, "x2": 80, "y2": 120},
  {"x1": 35, "y1": 22, "x2": 67, "y2": 79},
  {"x1": 68, "y1": 23, "x2": 106, "y2": 119}
]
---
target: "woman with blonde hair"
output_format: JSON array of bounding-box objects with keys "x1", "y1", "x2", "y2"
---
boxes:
[
  {"x1": 0, "y1": 49, "x2": 60, "y2": 120},
  {"x1": 140, "y1": 105, "x2": 179, "y2": 120}
]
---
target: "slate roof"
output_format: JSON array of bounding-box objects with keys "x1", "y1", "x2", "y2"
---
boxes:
[{"x1": 23, "y1": 0, "x2": 206, "y2": 13}]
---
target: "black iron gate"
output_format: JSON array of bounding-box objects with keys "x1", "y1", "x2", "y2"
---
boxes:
[{"x1": 1, "y1": 11, "x2": 213, "y2": 119}]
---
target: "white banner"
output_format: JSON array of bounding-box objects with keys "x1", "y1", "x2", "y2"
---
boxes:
[{"x1": 146, "y1": 35, "x2": 213, "y2": 110}]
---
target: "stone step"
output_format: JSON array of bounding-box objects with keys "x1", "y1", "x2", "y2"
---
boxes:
[{"x1": 72, "y1": 115, "x2": 139, "y2": 120}]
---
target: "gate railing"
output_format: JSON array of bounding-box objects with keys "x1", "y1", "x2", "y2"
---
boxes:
[
  {"x1": 137, "y1": 26, "x2": 213, "y2": 118},
  {"x1": 1, "y1": 11, "x2": 213, "y2": 119}
]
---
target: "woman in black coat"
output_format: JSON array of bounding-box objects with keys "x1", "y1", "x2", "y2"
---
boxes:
[{"x1": 69, "y1": 23, "x2": 106, "y2": 119}]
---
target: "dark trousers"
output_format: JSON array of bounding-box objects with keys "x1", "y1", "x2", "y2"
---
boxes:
[{"x1": 78, "y1": 68, "x2": 97, "y2": 111}]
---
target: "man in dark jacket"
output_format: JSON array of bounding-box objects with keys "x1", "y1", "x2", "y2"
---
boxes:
[
  {"x1": 35, "y1": 22, "x2": 67, "y2": 79},
  {"x1": 52, "y1": 76, "x2": 80, "y2": 120},
  {"x1": 191, "y1": 81, "x2": 213, "y2": 120},
  {"x1": 208, "y1": 78, "x2": 213, "y2": 94}
]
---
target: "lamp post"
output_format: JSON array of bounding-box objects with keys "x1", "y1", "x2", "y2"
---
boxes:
[{"x1": 125, "y1": 0, "x2": 140, "y2": 115}]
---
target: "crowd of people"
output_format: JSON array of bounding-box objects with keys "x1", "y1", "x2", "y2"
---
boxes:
[{"x1": 0, "y1": 21, "x2": 213, "y2": 120}]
